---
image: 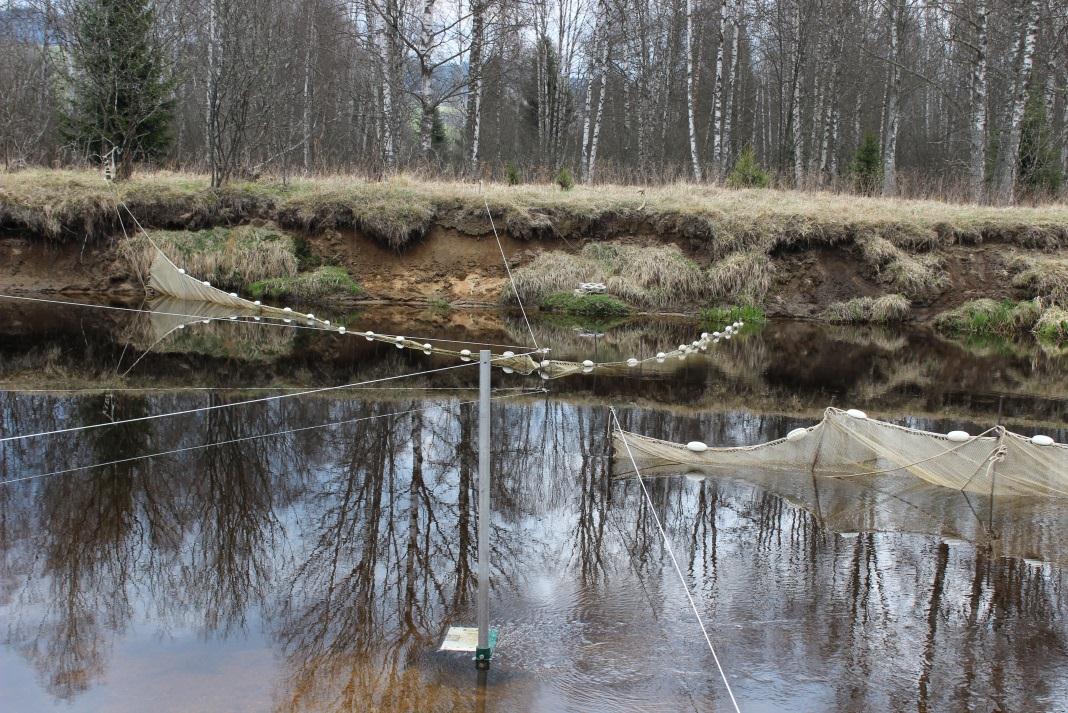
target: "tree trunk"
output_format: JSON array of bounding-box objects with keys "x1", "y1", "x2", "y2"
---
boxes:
[
  {"x1": 968, "y1": 0, "x2": 989, "y2": 203},
  {"x1": 881, "y1": 0, "x2": 903, "y2": 197},
  {"x1": 686, "y1": 0, "x2": 702, "y2": 180},
  {"x1": 466, "y1": 0, "x2": 485, "y2": 172},
  {"x1": 418, "y1": 0, "x2": 437, "y2": 159},
  {"x1": 709, "y1": 0, "x2": 727, "y2": 170},
  {"x1": 995, "y1": 0, "x2": 1039, "y2": 205}
]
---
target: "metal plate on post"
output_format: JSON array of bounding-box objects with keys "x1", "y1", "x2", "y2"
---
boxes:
[{"x1": 439, "y1": 626, "x2": 499, "y2": 653}]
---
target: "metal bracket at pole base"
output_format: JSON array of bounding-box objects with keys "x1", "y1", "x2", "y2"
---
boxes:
[{"x1": 475, "y1": 648, "x2": 492, "y2": 669}]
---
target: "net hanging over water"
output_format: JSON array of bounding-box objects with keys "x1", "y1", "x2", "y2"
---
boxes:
[
  {"x1": 616, "y1": 407, "x2": 1068, "y2": 498},
  {"x1": 146, "y1": 245, "x2": 737, "y2": 379},
  {"x1": 615, "y1": 408, "x2": 1068, "y2": 564}
]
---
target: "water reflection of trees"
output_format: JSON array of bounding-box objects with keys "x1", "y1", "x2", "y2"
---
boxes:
[{"x1": 2, "y1": 395, "x2": 1067, "y2": 711}]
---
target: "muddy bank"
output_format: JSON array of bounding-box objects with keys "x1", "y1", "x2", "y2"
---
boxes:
[
  {"x1": 0, "y1": 221, "x2": 1057, "y2": 321},
  {"x1": 3, "y1": 171, "x2": 1068, "y2": 321}
]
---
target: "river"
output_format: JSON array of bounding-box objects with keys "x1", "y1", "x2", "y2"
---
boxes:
[{"x1": 1, "y1": 299, "x2": 1066, "y2": 712}]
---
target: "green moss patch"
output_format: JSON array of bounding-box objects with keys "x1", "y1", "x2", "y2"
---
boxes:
[
  {"x1": 249, "y1": 266, "x2": 361, "y2": 301},
  {"x1": 934, "y1": 299, "x2": 1041, "y2": 337},
  {"x1": 540, "y1": 292, "x2": 631, "y2": 318}
]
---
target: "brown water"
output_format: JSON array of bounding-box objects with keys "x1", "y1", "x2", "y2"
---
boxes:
[{"x1": 1, "y1": 300, "x2": 1067, "y2": 712}]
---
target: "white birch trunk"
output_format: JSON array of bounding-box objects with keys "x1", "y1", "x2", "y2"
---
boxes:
[
  {"x1": 710, "y1": 0, "x2": 727, "y2": 169},
  {"x1": 969, "y1": 0, "x2": 988, "y2": 203},
  {"x1": 995, "y1": 0, "x2": 1039, "y2": 204},
  {"x1": 880, "y1": 0, "x2": 902, "y2": 196},
  {"x1": 588, "y1": 41, "x2": 608, "y2": 182},
  {"x1": 686, "y1": 0, "x2": 702, "y2": 180}
]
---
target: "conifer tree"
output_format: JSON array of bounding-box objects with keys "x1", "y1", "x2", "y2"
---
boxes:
[{"x1": 63, "y1": 0, "x2": 173, "y2": 179}]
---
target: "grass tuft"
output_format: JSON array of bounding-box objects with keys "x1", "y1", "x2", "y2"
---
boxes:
[
  {"x1": 700, "y1": 304, "x2": 767, "y2": 327},
  {"x1": 540, "y1": 291, "x2": 631, "y2": 317},
  {"x1": 119, "y1": 225, "x2": 298, "y2": 290},
  {"x1": 1034, "y1": 306, "x2": 1068, "y2": 344},
  {"x1": 248, "y1": 265, "x2": 361, "y2": 300},
  {"x1": 509, "y1": 242, "x2": 705, "y2": 309},
  {"x1": 1009, "y1": 254, "x2": 1068, "y2": 304},
  {"x1": 934, "y1": 299, "x2": 1041, "y2": 337},
  {"x1": 822, "y1": 294, "x2": 911, "y2": 323},
  {"x1": 707, "y1": 250, "x2": 773, "y2": 304}
]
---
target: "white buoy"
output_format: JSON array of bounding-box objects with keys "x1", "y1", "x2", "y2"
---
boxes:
[
  {"x1": 365, "y1": 330, "x2": 375, "y2": 340},
  {"x1": 324, "y1": 320, "x2": 330, "y2": 325},
  {"x1": 540, "y1": 371, "x2": 550, "y2": 380},
  {"x1": 178, "y1": 268, "x2": 186, "y2": 274},
  {"x1": 338, "y1": 326, "x2": 346, "y2": 333},
  {"x1": 733, "y1": 321, "x2": 741, "y2": 328},
  {"x1": 678, "y1": 344, "x2": 687, "y2": 352},
  {"x1": 627, "y1": 358, "x2": 639, "y2": 367},
  {"x1": 540, "y1": 359, "x2": 550, "y2": 368},
  {"x1": 846, "y1": 408, "x2": 867, "y2": 419},
  {"x1": 461, "y1": 348, "x2": 472, "y2": 357},
  {"x1": 202, "y1": 280, "x2": 211, "y2": 286},
  {"x1": 701, "y1": 333, "x2": 709, "y2": 339},
  {"x1": 713, "y1": 332, "x2": 721, "y2": 338},
  {"x1": 656, "y1": 352, "x2": 666, "y2": 360},
  {"x1": 283, "y1": 307, "x2": 292, "y2": 312},
  {"x1": 686, "y1": 441, "x2": 708, "y2": 453},
  {"x1": 253, "y1": 300, "x2": 261, "y2": 306},
  {"x1": 946, "y1": 430, "x2": 971, "y2": 443},
  {"x1": 253, "y1": 316, "x2": 260, "y2": 321},
  {"x1": 177, "y1": 324, "x2": 185, "y2": 329},
  {"x1": 229, "y1": 292, "x2": 238, "y2": 298},
  {"x1": 283, "y1": 318, "x2": 291, "y2": 323},
  {"x1": 423, "y1": 343, "x2": 432, "y2": 350},
  {"x1": 786, "y1": 428, "x2": 808, "y2": 442},
  {"x1": 738, "y1": 321, "x2": 745, "y2": 327},
  {"x1": 307, "y1": 313, "x2": 315, "y2": 320},
  {"x1": 503, "y1": 351, "x2": 515, "y2": 358},
  {"x1": 395, "y1": 335, "x2": 405, "y2": 343},
  {"x1": 582, "y1": 359, "x2": 594, "y2": 368},
  {"x1": 692, "y1": 341, "x2": 700, "y2": 348},
  {"x1": 201, "y1": 319, "x2": 210, "y2": 324},
  {"x1": 229, "y1": 315, "x2": 237, "y2": 320},
  {"x1": 1031, "y1": 434, "x2": 1055, "y2": 446},
  {"x1": 502, "y1": 367, "x2": 514, "y2": 374}
]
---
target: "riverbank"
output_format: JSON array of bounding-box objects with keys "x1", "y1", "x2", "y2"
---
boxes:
[{"x1": 3, "y1": 169, "x2": 1068, "y2": 326}]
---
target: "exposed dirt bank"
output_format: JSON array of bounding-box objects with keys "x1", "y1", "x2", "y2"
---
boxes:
[{"x1": 3, "y1": 170, "x2": 1068, "y2": 320}]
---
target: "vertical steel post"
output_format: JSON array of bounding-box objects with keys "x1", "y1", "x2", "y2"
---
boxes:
[{"x1": 475, "y1": 350, "x2": 491, "y2": 669}]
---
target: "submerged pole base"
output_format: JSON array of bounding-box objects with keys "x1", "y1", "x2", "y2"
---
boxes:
[{"x1": 475, "y1": 648, "x2": 492, "y2": 670}]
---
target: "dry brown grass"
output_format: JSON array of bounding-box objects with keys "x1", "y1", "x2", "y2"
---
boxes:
[
  {"x1": 4, "y1": 170, "x2": 1068, "y2": 251},
  {"x1": 707, "y1": 250, "x2": 773, "y2": 304},
  {"x1": 1009, "y1": 254, "x2": 1068, "y2": 304},
  {"x1": 508, "y1": 242, "x2": 706, "y2": 309},
  {"x1": 822, "y1": 294, "x2": 911, "y2": 323},
  {"x1": 118, "y1": 225, "x2": 298, "y2": 289}
]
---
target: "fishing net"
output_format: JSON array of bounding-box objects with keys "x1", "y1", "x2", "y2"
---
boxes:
[
  {"x1": 616, "y1": 407, "x2": 1068, "y2": 498},
  {"x1": 147, "y1": 245, "x2": 732, "y2": 378},
  {"x1": 615, "y1": 408, "x2": 1068, "y2": 564}
]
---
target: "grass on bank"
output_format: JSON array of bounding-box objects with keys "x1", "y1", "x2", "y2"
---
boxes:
[
  {"x1": 5, "y1": 169, "x2": 1068, "y2": 253},
  {"x1": 248, "y1": 265, "x2": 361, "y2": 301},
  {"x1": 540, "y1": 291, "x2": 631, "y2": 318},
  {"x1": 934, "y1": 299, "x2": 1042, "y2": 337},
  {"x1": 822, "y1": 294, "x2": 911, "y2": 323},
  {"x1": 509, "y1": 243, "x2": 704, "y2": 309},
  {"x1": 119, "y1": 225, "x2": 298, "y2": 289},
  {"x1": 700, "y1": 304, "x2": 767, "y2": 327}
]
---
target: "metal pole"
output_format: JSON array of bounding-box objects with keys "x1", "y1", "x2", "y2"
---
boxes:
[{"x1": 475, "y1": 349, "x2": 491, "y2": 669}]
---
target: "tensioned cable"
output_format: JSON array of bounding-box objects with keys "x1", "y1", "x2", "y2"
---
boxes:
[
  {"x1": 608, "y1": 406, "x2": 743, "y2": 713},
  {"x1": 0, "y1": 386, "x2": 535, "y2": 394},
  {"x1": 0, "y1": 293, "x2": 534, "y2": 351},
  {"x1": 0, "y1": 388, "x2": 547, "y2": 487},
  {"x1": 0, "y1": 360, "x2": 533, "y2": 444},
  {"x1": 483, "y1": 196, "x2": 540, "y2": 351},
  {"x1": 114, "y1": 201, "x2": 538, "y2": 351}
]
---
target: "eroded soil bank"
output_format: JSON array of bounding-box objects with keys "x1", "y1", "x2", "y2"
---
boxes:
[
  {"x1": 3, "y1": 170, "x2": 1068, "y2": 321},
  {"x1": 0, "y1": 222, "x2": 1053, "y2": 320}
]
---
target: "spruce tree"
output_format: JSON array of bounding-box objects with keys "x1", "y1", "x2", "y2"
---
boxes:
[
  {"x1": 851, "y1": 132, "x2": 882, "y2": 195},
  {"x1": 64, "y1": 0, "x2": 173, "y2": 179},
  {"x1": 1018, "y1": 87, "x2": 1063, "y2": 199}
]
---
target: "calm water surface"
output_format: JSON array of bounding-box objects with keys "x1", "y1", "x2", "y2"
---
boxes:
[{"x1": 1, "y1": 300, "x2": 1067, "y2": 712}]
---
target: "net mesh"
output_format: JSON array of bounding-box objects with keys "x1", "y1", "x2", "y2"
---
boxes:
[
  {"x1": 615, "y1": 408, "x2": 1068, "y2": 564},
  {"x1": 147, "y1": 245, "x2": 729, "y2": 378},
  {"x1": 616, "y1": 407, "x2": 1068, "y2": 498}
]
